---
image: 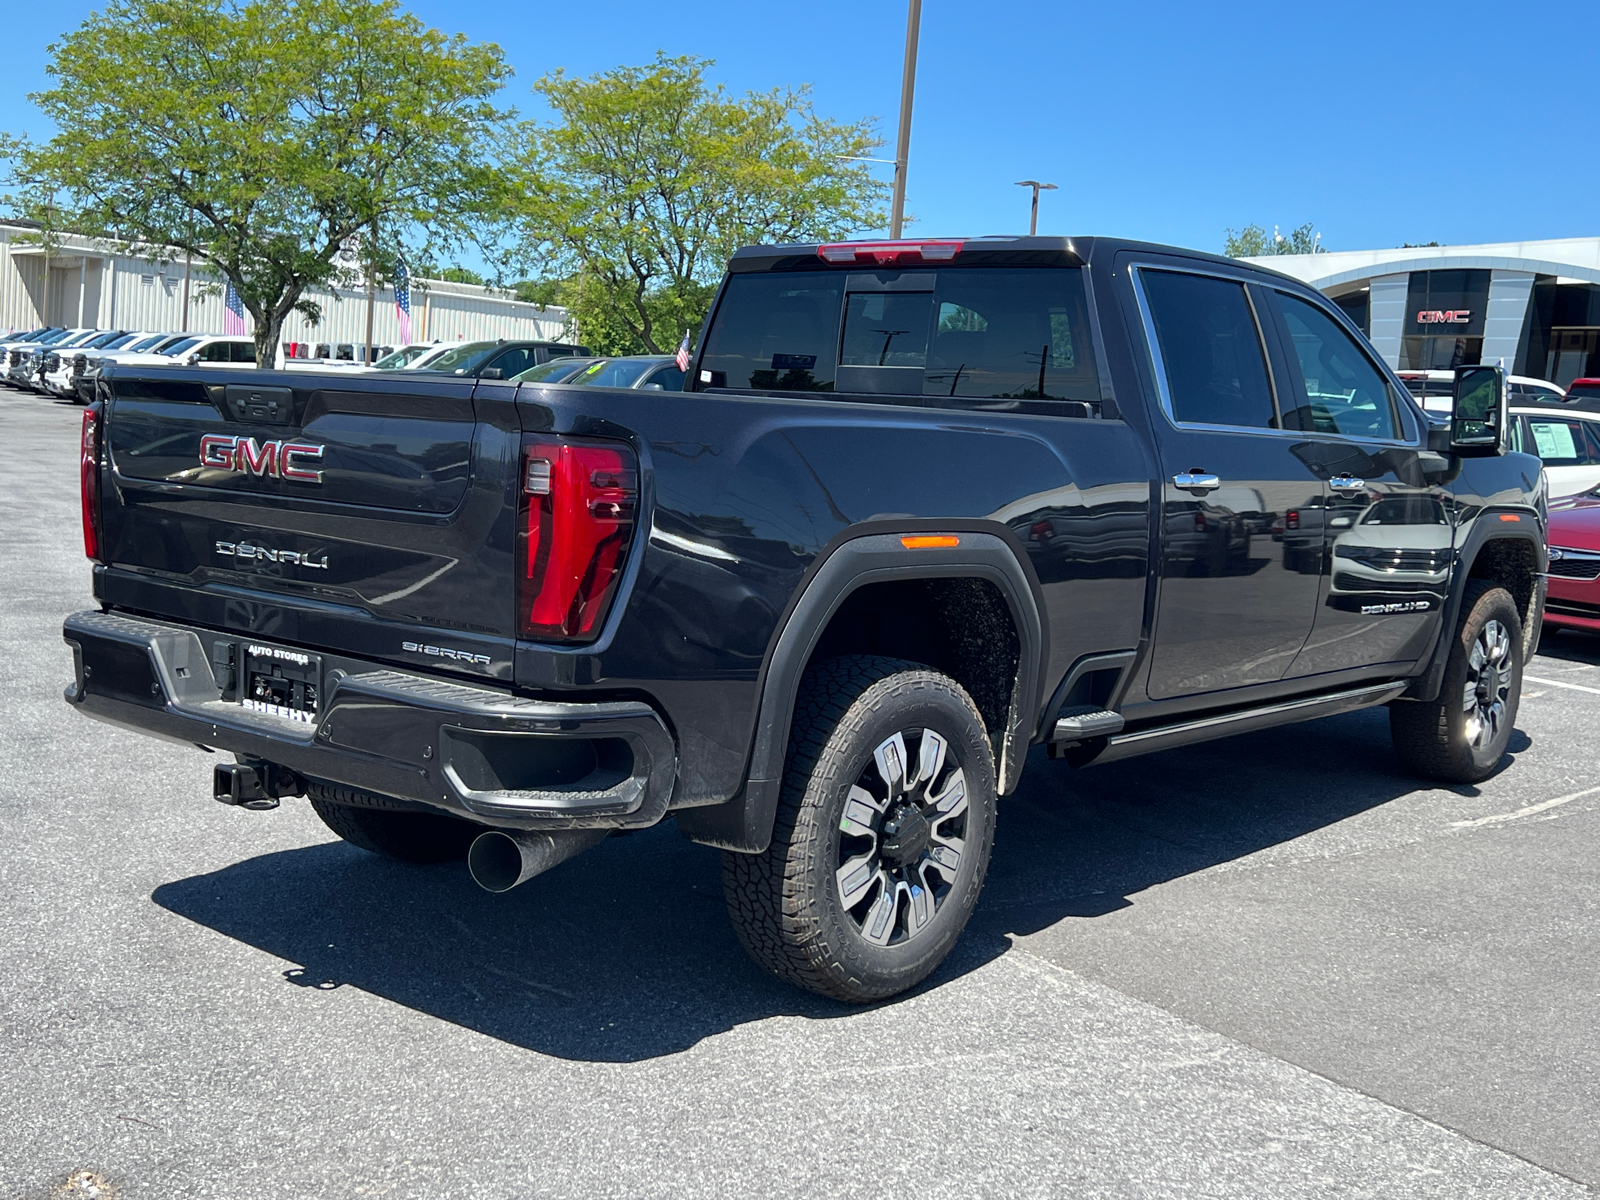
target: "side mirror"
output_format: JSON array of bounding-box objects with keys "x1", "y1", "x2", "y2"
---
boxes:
[
  {"x1": 1451, "y1": 363, "x2": 1506, "y2": 456},
  {"x1": 479, "y1": 367, "x2": 504, "y2": 380},
  {"x1": 186, "y1": 353, "x2": 200, "y2": 366}
]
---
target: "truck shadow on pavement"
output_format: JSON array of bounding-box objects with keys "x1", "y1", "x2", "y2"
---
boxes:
[{"x1": 152, "y1": 704, "x2": 1528, "y2": 1063}]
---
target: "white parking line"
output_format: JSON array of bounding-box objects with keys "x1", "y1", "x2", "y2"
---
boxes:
[
  {"x1": 1452, "y1": 785, "x2": 1600, "y2": 828},
  {"x1": 1523, "y1": 674, "x2": 1600, "y2": 696}
]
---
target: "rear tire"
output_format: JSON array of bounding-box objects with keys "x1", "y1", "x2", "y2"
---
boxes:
[
  {"x1": 306, "y1": 782, "x2": 480, "y2": 864},
  {"x1": 722, "y1": 656, "x2": 997, "y2": 1003},
  {"x1": 1390, "y1": 580, "x2": 1523, "y2": 784}
]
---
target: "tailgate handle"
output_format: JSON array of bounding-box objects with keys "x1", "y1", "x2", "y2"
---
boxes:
[{"x1": 225, "y1": 384, "x2": 295, "y2": 425}]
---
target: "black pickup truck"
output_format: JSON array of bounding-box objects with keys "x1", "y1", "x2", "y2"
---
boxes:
[{"x1": 64, "y1": 236, "x2": 1546, "y2": 1002}]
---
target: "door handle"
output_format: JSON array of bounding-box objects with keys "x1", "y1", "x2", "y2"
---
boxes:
[
  {"x1": 1173, "y1": 471, "x2": 1221, "y2": 491},
  {"x1": 1329, "y1": 474, "x2": 1366, "y2": 492}
]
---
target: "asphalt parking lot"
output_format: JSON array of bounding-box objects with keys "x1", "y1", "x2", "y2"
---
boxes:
[{"x1": 3, "y1": 389, "x2": 1599, "y2": 1199}]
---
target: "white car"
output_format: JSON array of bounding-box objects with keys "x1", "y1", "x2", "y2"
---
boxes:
[
  {"x1": 1511, "y1": 406, "x2": 1600, "y2": 499},
  {"x1": 1399, "y1": 369, "x2": 1565, "y2": 414},
  {"x1": 1328, "y1": 494, "x2": 1454, "y2": 602},
  {"x1": 109, "y1": 334, "x2": 258, "y2": 371},
  {"x1": 10, "y1": 328, "x2": 97, "y2": 389},
  {"x1": 0, "y1": 328, "x2": 66, "y2": 385},
  {"x1": 41, "y1": 330, "x2": 145, "y2": 397},
  {"x1": 171, "y1": 335, "x2": 259, "y2": 367},
  {"x1": 376, "y1": 342, "x2": 457, "y2": 369},
  {"x1": 74, "y1": 332, "x2": 193, "y2": 402},
  {"x1": 282, "y1": 340, "x2": 468, "y2": 373}
]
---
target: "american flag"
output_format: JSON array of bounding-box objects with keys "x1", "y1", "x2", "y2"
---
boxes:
[
  {"x1": 394, "y1": 255, "x2": 413, "y2": 344},
  {"x1": 674, "y1": 329, "x2": 691, "y2": 371},
  {"x1": 222, "y1": 279, "x2": 248, "y2": 336}
]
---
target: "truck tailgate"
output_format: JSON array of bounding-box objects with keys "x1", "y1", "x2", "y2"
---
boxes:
[{"x1": 96, "y1": 371, "x2": 520, "y2": 679}]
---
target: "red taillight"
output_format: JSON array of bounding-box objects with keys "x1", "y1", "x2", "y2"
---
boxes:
[
  {"x1": 1194, "y1": 511, "x2": 1207, "y2": 532},
  {"x1": 1285, "y1": 510, "x2": 1300, "y2": 531},
  {"x1": 81, "y1": 404, "x2": 102, "y2": 562},
  {"x1": 518, "y1": 436, "x2": 637, "y2": 642},
  {"x1": 817, "y1": 239, "x2": 962, "y2": 265}
]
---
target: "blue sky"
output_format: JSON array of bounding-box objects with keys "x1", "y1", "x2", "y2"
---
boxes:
[{"x1": 2, "y1": 0, "x2": 1594, "y2": 258}]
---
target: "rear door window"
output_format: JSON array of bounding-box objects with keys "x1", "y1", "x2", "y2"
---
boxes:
[{"x1": 1138, "y1": 269, "x2": 1276, "y2": 428}]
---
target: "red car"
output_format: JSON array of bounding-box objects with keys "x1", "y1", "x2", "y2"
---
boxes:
[{"x1": 1544, "y1": 495, "x2": 1600, "y2": 633}]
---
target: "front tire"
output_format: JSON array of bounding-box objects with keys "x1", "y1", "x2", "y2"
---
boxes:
[
  {"x1": 722, "y1": 656, "x2": 998, "y2": 1003},
  {"x1": 1390, "y1": 580, "x2": 1523, "y2": 783},
  {"x1": 307, "y1": 782, "x2": 480, "y2": 864}
]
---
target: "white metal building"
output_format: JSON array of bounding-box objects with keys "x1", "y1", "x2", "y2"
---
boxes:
[
  {"x1": 0, "y1": 221, "x2": 573, "y2": 347},
  {"x1": 1246, "y1": 237, "x2": 1600, "y2": 387}
]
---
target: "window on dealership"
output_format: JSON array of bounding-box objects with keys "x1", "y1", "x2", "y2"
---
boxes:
[
  {"x1": 1400, "y1": 269, "x2": 1490, "y2": 371},
  {"x1": 1333, "y1": 290, "x2": 1369, "y2": 334}
]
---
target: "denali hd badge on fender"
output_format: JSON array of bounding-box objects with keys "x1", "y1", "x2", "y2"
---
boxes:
[{"x1": 199, "y1": 434, "x2": 325, "y2": 482}]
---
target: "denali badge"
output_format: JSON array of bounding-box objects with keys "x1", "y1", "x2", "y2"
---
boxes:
[
  {"x1": 401, "y1": 640, "x2": 492, "y2": 667},
  {"x1": 199, "y1": 434, "x2": 325, "y2": 483},
  {"x1": 216, "y1": 541, "x2": 329, "y2": 569}
]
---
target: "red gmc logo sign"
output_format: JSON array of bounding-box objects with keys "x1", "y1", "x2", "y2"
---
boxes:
[
  {"x1": 199, "y1": 435, "x2": 325, "y2": 483},
  {"x1": 1417, "y1": 309, "x2": 1471, "y2": 325}
]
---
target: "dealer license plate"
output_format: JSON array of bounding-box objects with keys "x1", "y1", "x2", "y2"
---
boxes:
[{"x1": 240, "y1": 642, "x2": 321, "y2": 724}]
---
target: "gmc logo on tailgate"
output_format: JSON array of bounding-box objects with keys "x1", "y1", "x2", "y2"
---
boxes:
[{"x1": 199, "y1": 435, "x2": 325, "y2": 483}]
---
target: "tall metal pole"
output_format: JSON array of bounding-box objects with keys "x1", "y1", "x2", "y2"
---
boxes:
[
  {"x1": 364, "y1": 255, "x2": 377, "y2": 362},
  {"x1": 888, "y1": 0, "x2": 922, "y2": 240},
  {"x1": 180, "y1": 249, "x2": 192, "y2": 332},
  {"x1": 179, "y1": 208, "x2": 194, "y2": 331}
]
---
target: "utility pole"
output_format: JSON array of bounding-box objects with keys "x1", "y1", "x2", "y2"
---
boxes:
[
  {"x1": 180, "y1": 248, "x2": 192, "y2": 331},
  {"x1": 42, "y1": 192, "x2": 56, "y2": 325},
  {"x1": 363, "y1": 225, "x2": 377, "y2": 363},
  {"x1": 888, "y1": 0, "x2": 922, "y2": 239},
  {"x1": 180, "y1": 209, "x2": 194, "y2": 331},
  {"x1": 1015, "y1": 180, "x2": 1057, "y2": 236}
]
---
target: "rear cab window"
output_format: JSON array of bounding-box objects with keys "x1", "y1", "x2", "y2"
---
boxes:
[{"x1": 696, "y1": 264, "x2": 1102, "y2": 411}]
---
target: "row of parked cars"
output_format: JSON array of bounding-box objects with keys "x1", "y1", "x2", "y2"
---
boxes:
[
  {"x1": 1398, "y1": 369, "x2": 1600, "y2": 499},
  {"x1": 1394, "y1": 368, "x2": 1600, "y2": 641},
  {"x1": 0, "y1": 324, "x2": 694, "y2": 403},
  {"x1": 0, "y1": 326, "x2": 268, "y2": 401}
]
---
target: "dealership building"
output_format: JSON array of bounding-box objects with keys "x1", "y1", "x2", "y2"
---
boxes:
[
  {"x1": 0, "y1": 220, "x2": 572, "y2": 348},
  {"x1": 1245, "y1": 236, "x2": 1600, "y2": 387}
]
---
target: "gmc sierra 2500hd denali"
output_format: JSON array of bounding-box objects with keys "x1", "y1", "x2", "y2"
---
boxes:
[{"x1": 64, "y1": 236, "x2": 1546, "y2": 1002}]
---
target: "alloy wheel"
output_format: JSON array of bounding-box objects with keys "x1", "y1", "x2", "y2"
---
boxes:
[
  {"x1": 1462, "y1": 617, "x2": 1514, "y2": 749},
  {"x1": 835, "y1": 728, "x2": 969, "y2": 947}
]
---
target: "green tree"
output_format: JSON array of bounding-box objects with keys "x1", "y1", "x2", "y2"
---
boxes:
[
  {"x1": 3, "y1": 0, "x2": 511, "y2": 365},
  {"x1": 509, "y1": 54, "x2": 888, "y2": 356},
  {"x1": 1224, "y1": 222, "x2": 1325, "y2": 258}
]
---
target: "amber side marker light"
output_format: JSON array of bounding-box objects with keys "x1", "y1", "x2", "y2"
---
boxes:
[{"x1": 901, "y1": 535, "x2": 960, "y2": 549}]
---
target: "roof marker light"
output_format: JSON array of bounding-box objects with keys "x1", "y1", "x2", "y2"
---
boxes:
[{"x1": 818, "y1": 240, "x2": 963, "y2": 266}]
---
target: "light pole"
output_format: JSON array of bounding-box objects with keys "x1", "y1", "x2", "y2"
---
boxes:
[
  {"x1": 1015, "y1": 180, "x2": 1057, "y2": 236},
  {"x1": 889, "y1": 0, "x2": 922, "y2": 239}
]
